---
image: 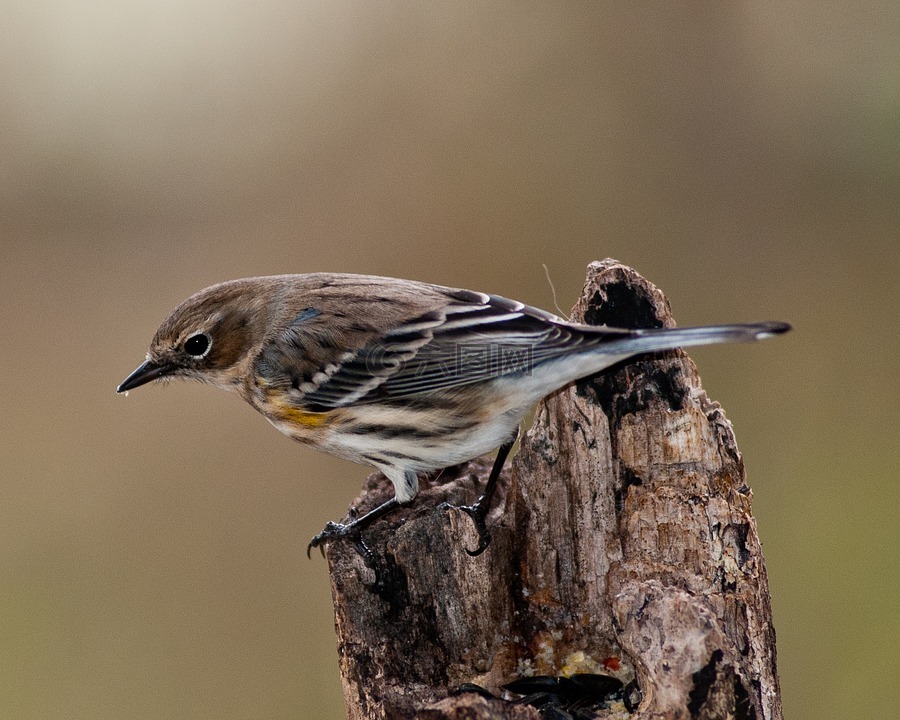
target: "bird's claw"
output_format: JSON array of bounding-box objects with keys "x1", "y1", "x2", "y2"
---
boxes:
[
  {"x1": 440, "y1": 501, "x2": 492, "y2": 556},
  {"x1": 307, "y1": 521, "x2": 345, "y2": 558},
  {"x1": 307, "y1": 521, "x2": 378, "y2": 568}
]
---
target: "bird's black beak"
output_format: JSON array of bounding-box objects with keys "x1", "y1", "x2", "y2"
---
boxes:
[{"x1": 117, "y1": 360, "x2": 169, "y2": 393}]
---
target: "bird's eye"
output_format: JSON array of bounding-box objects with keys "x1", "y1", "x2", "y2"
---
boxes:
[{"x1": 184, "y1": 333, "x2": 211, "y2": 358}]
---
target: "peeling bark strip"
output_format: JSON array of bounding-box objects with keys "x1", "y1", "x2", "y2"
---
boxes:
[{"x1": 325, "y1": 260, "x2": 782, "y2": 720}]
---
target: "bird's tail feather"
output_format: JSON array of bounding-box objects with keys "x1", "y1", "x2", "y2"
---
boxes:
[{"x1": 597, "y1": 321, "x2": 791, "y2": 356}]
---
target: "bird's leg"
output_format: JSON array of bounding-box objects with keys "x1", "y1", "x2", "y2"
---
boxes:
[
  {"x1": 309, "y1": 427, "x2": 519, "y2": 561},
  {"x1": 307, "y1": 498, "x2": 402, "y2": 563},
  {"x1": 441, "y1": 427, "x2": 519, "y2": 556}
]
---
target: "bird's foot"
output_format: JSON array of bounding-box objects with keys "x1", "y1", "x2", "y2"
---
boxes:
[
  {"x1": 307, "y1": 521, "x2": 376, "y2": 568},
  {"x1": 307, "y1": 497, "x2": 402, "y2": 566},
  {"x1": 437, "y1": 430, "x2": 515, "y2": 557},
  {"x1": 440, "y1": 499, "x2": 492, "y2": 556}
]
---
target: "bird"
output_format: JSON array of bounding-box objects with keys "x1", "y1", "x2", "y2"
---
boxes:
[{"x1": 117, "y1": 273, "x2": 789, "y2": 557}]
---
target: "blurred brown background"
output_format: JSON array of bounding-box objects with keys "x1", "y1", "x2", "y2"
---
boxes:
[{"x1": 1, "y1": 3, "x2": 897, "y2": 719}]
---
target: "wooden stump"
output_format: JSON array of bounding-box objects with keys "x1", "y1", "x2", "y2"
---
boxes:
[{"x1": 323, "y1": 260, "x2": 782, "y2": 720}]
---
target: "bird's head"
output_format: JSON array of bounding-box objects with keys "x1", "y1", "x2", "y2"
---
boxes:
[{"x1": 117, "y1": 279, "x2": 274, "y2": 394}]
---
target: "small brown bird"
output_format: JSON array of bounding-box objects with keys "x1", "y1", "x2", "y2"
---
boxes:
[{"x1": 117, "y1": 274, "x2": 789, "y2": 556}]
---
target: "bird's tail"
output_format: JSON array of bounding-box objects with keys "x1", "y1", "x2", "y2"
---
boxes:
[{"x1": 597, "y1": 320, "x2": 791, "y2": 356}]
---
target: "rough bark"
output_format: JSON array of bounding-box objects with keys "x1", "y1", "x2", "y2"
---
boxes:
[{"x1": 324, "y1": 260, "x2": 782, "y2": 720}]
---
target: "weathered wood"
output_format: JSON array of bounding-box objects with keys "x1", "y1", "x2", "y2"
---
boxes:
[{"x1": 324, "y1": 260, "x2": 782, "y2": 720}]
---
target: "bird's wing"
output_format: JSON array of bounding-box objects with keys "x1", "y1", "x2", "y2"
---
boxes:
[{"x1": 273, "y1": 289, "x2": 633, "y2": 411}]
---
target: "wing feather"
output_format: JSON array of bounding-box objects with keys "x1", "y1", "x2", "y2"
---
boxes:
[{"x1": 289, "y1": 292, "x2": 631, "y2": 410}]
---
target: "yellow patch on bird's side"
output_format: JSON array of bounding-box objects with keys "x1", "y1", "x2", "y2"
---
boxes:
[
  {"x1": 257, "y1": 384, "x2": 331, "y2": 428},
  {"x1": 274, "y1": 405, "x2": 330, "y2": 428}
]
